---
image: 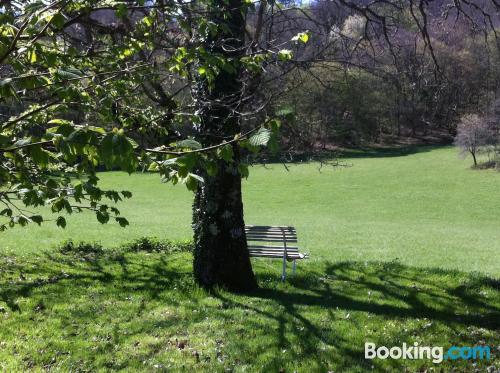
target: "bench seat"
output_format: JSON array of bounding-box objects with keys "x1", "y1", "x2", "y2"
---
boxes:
[{"x1": 245, "y1": 225, "x2": 307, "y2": 281}]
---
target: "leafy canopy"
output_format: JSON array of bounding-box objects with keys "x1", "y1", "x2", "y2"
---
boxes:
[{"x1": 0, "y1": 1, "x2": 305, "y2": 230}]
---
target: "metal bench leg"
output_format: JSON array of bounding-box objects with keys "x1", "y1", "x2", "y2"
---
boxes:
[
  {"x1": 292, "y1": 260, "x2": 296, "y2": 275},
  {"x1": 282, "y1": 254, "x2": 286, "y2": 282}
]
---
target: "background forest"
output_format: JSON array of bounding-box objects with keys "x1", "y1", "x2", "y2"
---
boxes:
[{"x1": 3, "y1": 0, "x2": 500, "y2": 164}]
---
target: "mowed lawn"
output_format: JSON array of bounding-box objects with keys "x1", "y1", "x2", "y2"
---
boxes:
[
  {"x1": 2, "y1": 145, "x2": 500, "y2": 275},
  {"x1": 0, "y1": 146, "x2": 499, "y2": 372}
]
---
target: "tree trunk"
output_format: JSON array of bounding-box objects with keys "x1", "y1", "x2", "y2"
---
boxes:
[
  {"x1": 192, "y1": 152, "x2": 257, "y2": 291},
  {"x1": 471, "y1": 150, "x2": 478, "y2": 166},
  {"x1": 191, "y1": 0, "x2": 257, "y2": 291}
]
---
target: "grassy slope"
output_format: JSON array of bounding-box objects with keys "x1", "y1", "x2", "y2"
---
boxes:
[
  {"x1": 0, "y1": 248, "x2": 498, "y2": 372},
  {"x1": 0, "y1": 146, "x2": 499, "y2": 372},
  {"x1": 2, "y1": 146, "x2": 500, "y2": 275}
]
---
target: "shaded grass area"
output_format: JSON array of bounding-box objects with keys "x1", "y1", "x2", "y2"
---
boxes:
[{"x1": 0, "y1": 246, "x2": 498, "y2": 372}]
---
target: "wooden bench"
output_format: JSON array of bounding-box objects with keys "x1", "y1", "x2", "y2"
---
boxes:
[{"x1": 245, "y1": 225, "x2": 308, "y2": 281}]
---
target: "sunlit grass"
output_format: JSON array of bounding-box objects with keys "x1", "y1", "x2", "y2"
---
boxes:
[{"x1": 2, "y1": 145, "x2": 499, "y2": 275}]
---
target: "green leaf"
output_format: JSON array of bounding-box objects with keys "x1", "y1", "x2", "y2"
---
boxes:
[
  {"x1": 9, "y1": 138, "x2": 32, "y2": 149},
  {"x1": 56, "y1": 69, "x2": 83, "y2": 80},
  {"x1": 96, "y1": 211, "x2": 109, "y2": 224},
  {"x1": 277, "y1": 49, "x2": 293, "y2": 61},
  {"x1": 14, "y1": 215, "x2": 29, "y2": 227},
  {"x1": 176, "y1": 154, "x2": 197, "y2": 172},
  {"x1": 115, "y1": 217, "x2": 129, "y2": 227},
  {"x1": 28, "y1": 145, "x2": 52, "y2": 169},
  {"x1": 185, "y1": 173, "x2": 203, "y2": 191},
  {"x1": 115, "y1": 3, "x2": 128, "y2": 18},
  {"x1": 148, "y1": 162, "x2": 159, "y2": 171},
  {"x1": 99, "y1": 132, "x2": 136, "y2": 173},
  {"x1": 176, "y1": 139, "x2": 202, "y2": 150},
  {"x1": 0, "y1": 78, "x2": 13, "y2": 88},
  {"x1": 30, "y1": 215, "x2": 43, "y2": 225},
  {"x1": 44, "y1": 52, "x2": 57, "y2": 67},
  {"x1": 0, "y1": 77, "x2": 15, "y2": 98},
  {"x1": 276, "y1": 106, "x2": 294, "y2": 117},
  {"x1": 0, "y1": 208, "x2": 12, "y2": 217},
  {"x1": 249, "y1": 127, "x2": 271, "y2": 146},
  {"x1": 142, "y1": 16, "x2": 153, "y2": 27},
  {"x1": 51, "y1": 13, "x2": 65, "y2": 28},
  {"x1": 160, "y1": 158, "x2": 178, "y2": 167},
  {"x1": 87, "y1": 126, "x2": 106, "y2": 134},
  {"x1": 205, "y1": 161, "x2": 218, "y2": 176},
  {"x1": 189, "y1": 173, "x2": 204, "y2": 183},
  {"x1": 239, "y1": 163, "x2": 249, "y2": 179},
  {"x1": 47, "y1": 119, "x2": 72, "y2": 125},
  {"x1": 28, "y1": 49, "x2": 37, "y2": 63},
  {"x1": 269, "y1": 118, "x2": 281, "y2": 131},
  {"x1": 56, "y1": 216, "x2": 66, "y2": 228},
  {"x1": 221, "y1": 62, "x2": 236, "y2": 75},
  {"x1": 292, "y1": 31, "x2": 310, "y2": 44},
  {"x1": 121, "y1": 191, "x2": 133, "y2": 199},
  {"x1": 218, "y1": 144, "x2": 234, "y2": 162}
]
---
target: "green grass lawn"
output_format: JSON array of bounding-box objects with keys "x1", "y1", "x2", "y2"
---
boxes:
[
  {"x1": 0, "y1": 245, "x2": 498, "y2": 372},
  {"x1": 0, "y1": 145, "x2": 499, "y2": 372},
  {"x1": 2, "y1": 145, "x2": 500, "y2": 275}
]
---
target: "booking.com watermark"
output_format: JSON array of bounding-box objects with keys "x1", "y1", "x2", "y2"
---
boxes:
[{"x1": 365, "y1": 342, "x2": 492, "y2": 364}]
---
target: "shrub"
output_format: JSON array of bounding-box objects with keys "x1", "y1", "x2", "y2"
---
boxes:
[
  {"x1": 57, "y1": 240, "x2": 104, "y2": 256},
  {"x1": 123, "y1": 237, "x2": 193, "y2": 253},
  {"x1": 56, "y1": 238, "x2": 193, "y2": 259}
]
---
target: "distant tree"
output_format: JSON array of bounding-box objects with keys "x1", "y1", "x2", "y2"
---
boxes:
[
  {"x1": 454, "y1": 114, "x2": 496, "y2": 166},
  {"x1": 488, "y1": 98, "x2": 500, "y2": 168}
]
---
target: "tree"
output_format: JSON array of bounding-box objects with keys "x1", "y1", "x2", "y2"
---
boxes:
[
  {"x1": 0, "y1": 0, "x2": 288, "y2": 291},
  {"x1": 454, "y1": 114, "x2": 496, "y2": 166},
  {"x1": 191, "y1": 0, "x2": 257, "y2": 290}
]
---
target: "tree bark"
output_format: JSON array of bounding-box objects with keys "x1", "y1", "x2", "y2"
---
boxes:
[
  {"x1": 191, "y1": 0, "x2": 257, "y2": 291},
  {"x1": 471, "y1": 150, "x2": 478, "y2": 166},
  {"x1": 192, "y1": 153, "x2": 257, "y2": 291}
]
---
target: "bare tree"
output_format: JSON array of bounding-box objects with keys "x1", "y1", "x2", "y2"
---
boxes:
[{"x1": 454, "y1": 114, "x2": 496, "y2": 166}]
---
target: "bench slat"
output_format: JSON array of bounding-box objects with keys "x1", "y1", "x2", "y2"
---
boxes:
[
  {"x1": 249, "y1": 250, "x2": 302, "y2": 256},
  {"x1": 248, "y1": 245, "x2": 300, "y2": 251},
  {"x1": 246, "y1": 231, "x2": 295, "y2": 235},
  {"x1": 246, "y1": 237, "x2": 298, "y2": 243},
  {"x1": 246, "y1": 227, "x2": 295, "y2": 232},
  {"x1": 246, "y1": 231, "x2": 297, "y2": 235},
  {"x1": 250, "y1": 249, "x2": 303, "y2": 253},
  {"x1": 246, "y1": 234, "x2": 297, "y2": 240},
  {"x1": 246, "y1": 229, "x2": 295, "y2": 232},
  {"x1": 249, "y1": 252, "x2": 305, "y2": 259},
  {"x1": 245, "y1": 228, "x2": 296, "y2": 233},
  {"x1": 246, "y1": 232, "x2": 296, "y2": 236},
  {"x1": 246, "y1": 225, "x2": 294, "y2": 229},
  {"x1": 249, "y1": 250, "x2": 300, "y2": 255},
  {"x1": 248, "y1": 246, "x2": 301, "y2": 255}
]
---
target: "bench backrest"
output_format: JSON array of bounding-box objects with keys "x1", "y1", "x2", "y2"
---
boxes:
[{"x1": 245, "y1": 225, "x2": 297, "y2": 243}]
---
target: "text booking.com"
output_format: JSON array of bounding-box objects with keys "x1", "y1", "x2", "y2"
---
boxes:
[{"x1": 365, "y1": 342, "x2": 492, "y2": 364}]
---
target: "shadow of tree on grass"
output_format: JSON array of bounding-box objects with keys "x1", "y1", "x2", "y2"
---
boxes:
[{"x1": 0, "y1": 249, "x2": 498, "y2": 372}]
